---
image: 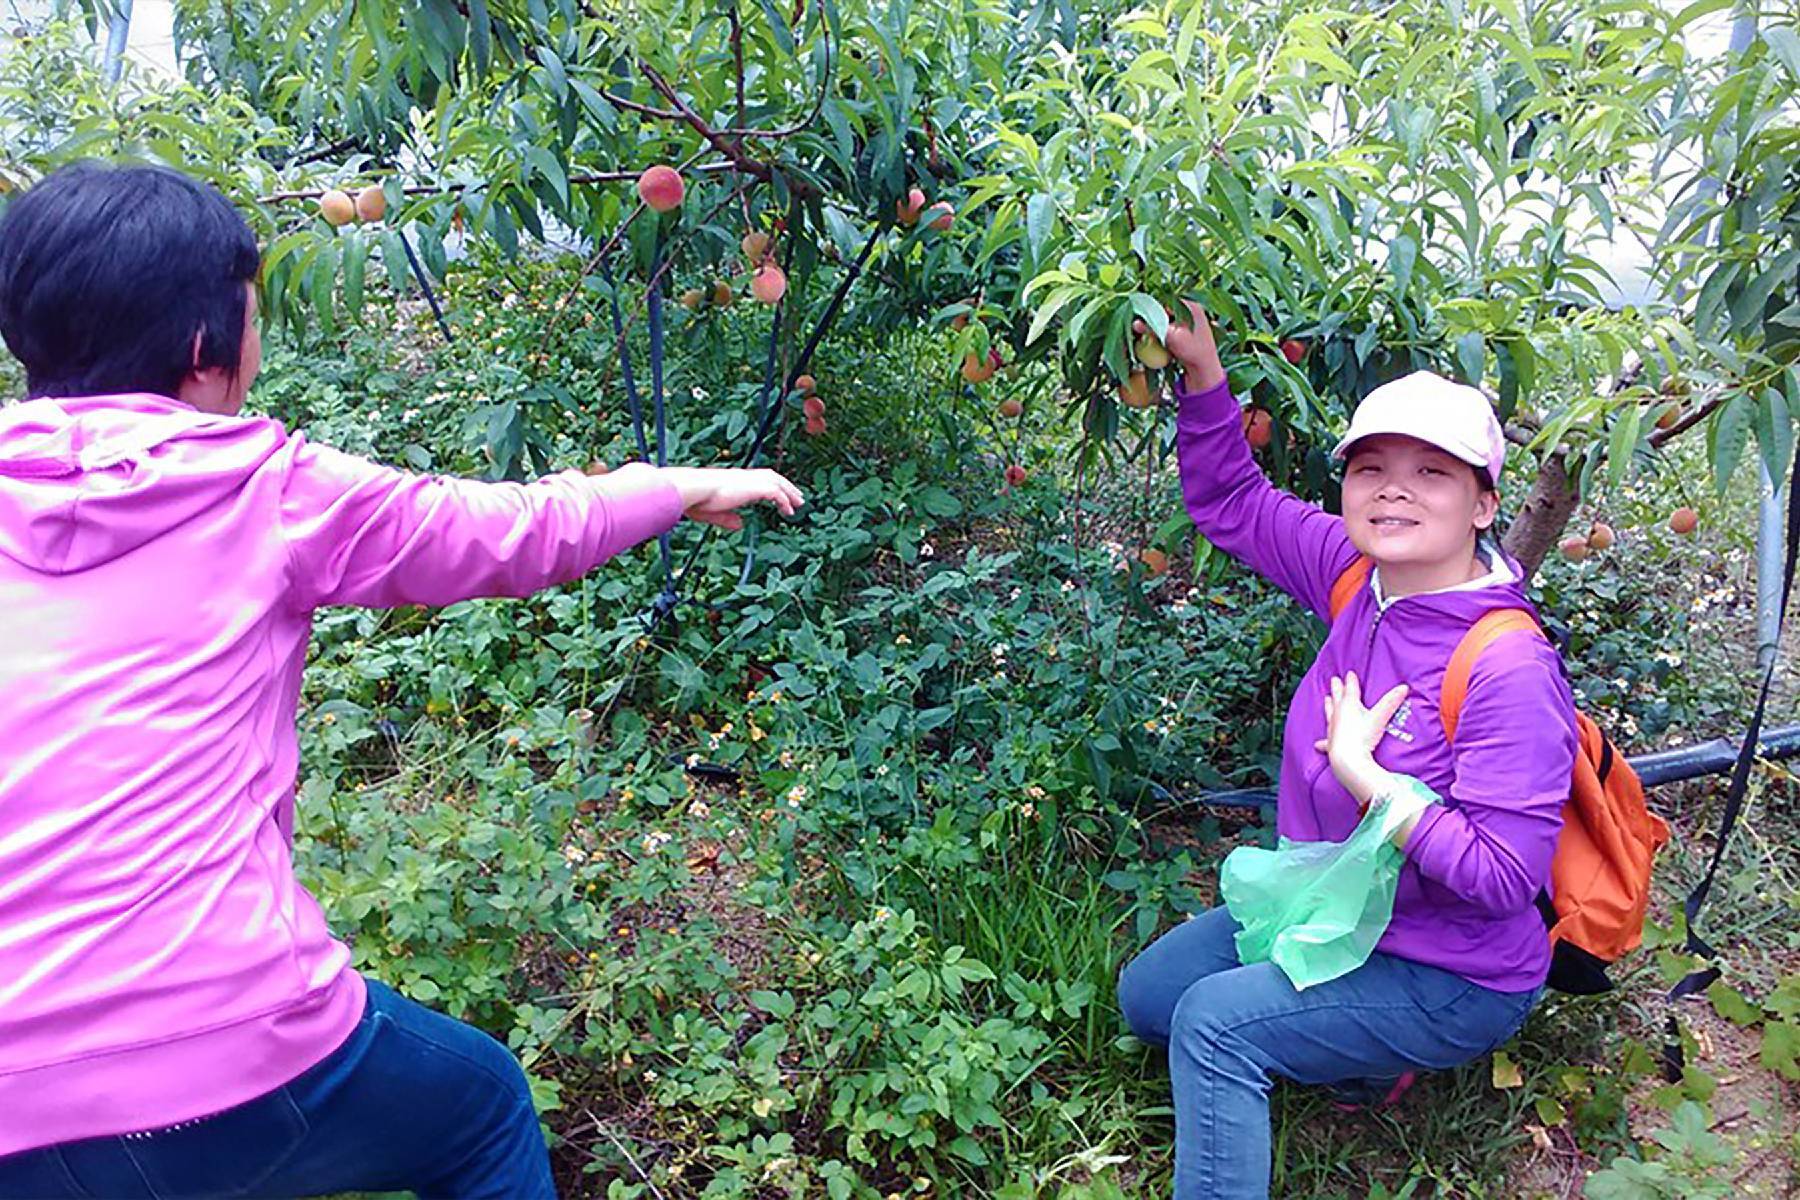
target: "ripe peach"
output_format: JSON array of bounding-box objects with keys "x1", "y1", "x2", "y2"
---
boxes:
[
  {"x1": 1119, "y1": 370, "x2": 1154, "y2": 409},
  {"x1": 637, "y1": 165, "x2": 685, "y2": 212},
  {"x1": 961, "y1": 353, "x2": 996, "y2": 385},
  {"x1": 354, "y1": 185, "x2": 386, "y2": 222},
  {"x1": 319, "y1": 190, "x2": 355, "y2": 226},
  {"x1": 998, "y1": 397, "x2": 1023, "y2": 419},
  {"x1": 1587, "y1": 522, "x2": 1615, "y2": 551},
  {"x1": 1135, "y1": 335, "x2": 1171, "y2": 370},
  {"x1": 751, "y1": 262, "x2": 787, "y2": 304},
  {"x1": 1245, "y1": 407, "x2": 1273, "y2": 449},
  {"x1": 926, "y1": 202, "x2": 954, "y2": 231},
  {"x1": 896, "y1": 187, "x2": 925, "y2": 226},
  {"x1": 1559, "y1": 535, "x2": 1591, "y2": 562},
  {"x1": 1004, "y1": 463, "x2": 1027, "y2": 487},
  {"x1": 1669, "y1": 507, "x2": 1698, "y2": 536}
]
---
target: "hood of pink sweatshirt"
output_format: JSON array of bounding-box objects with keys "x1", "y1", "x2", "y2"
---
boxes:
[
  {"x1": 0, "y1": 392, "x2": 683, "y2": 1156},
  {"x1": 0, "y1": 396, "x2": 285, "y2": 572}
]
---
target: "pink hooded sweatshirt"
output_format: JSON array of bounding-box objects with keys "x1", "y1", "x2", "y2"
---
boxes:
[{"x1": 0, "y1": 391, "x2": 684, "y2": 1158}]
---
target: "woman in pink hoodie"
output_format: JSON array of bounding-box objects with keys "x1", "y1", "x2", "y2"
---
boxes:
[
  {"x1": 1115, "y1": 306, "x2": 1576, "y2": 1198},
  {"x1": 0, "y1": 162, "x2": 802, "y2": 1199}
]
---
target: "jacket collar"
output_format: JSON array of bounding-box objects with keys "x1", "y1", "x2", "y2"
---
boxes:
[{"x1": 1372, "y1": 537, "x2": 1516, "y2": 612}]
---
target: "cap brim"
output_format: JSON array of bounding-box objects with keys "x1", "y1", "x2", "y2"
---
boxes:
[{"x1": 1331, "y1": 424, "x2": 1488, "y2": 470}]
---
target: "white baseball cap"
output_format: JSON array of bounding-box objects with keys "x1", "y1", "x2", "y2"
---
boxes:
[{"x1": 1331, "y1": 371, "x2": 1506, "y2": 484}]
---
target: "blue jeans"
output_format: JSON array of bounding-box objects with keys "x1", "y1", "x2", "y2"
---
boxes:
[
  {"x1": 0, "y1": 978, "x2": 555, "y2": 1200},
  {"x1": 1117, "y1": 907, "x2": 1539, "y2": 1200}
]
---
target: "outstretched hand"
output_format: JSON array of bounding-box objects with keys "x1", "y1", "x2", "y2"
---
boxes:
[{"x1": 648, "y1": 466, "x2": 806, "y2": 531}]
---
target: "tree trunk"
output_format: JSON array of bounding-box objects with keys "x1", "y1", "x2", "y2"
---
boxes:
[{"x1": 1503, "y1": 452, "x2": 1580, "y2": 580}]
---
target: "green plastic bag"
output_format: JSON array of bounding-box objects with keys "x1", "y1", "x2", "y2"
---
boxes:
[{"x1": 1219, "y1": 795, "x2": 1424, "y2": 991}]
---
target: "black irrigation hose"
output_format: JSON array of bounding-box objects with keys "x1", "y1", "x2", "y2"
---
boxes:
[
  {"x1": 646, "y1": 234, "x2": 679, "y2": 623},
  {"x1": 1150, "y1": 725, "x2": 1800, "y2": 816},
  {"x1": 599, "y1": 255, "x2": 650, "y2": 462},
  {"x1": 743, "y1": 222, "x2": 884, "y2": 469},
  {"x1": 657, "y1": 217, "x2": 887, "y2": 619},
  {"x1": 399, "y1": 230, "x2": 454, "y2": 344}
]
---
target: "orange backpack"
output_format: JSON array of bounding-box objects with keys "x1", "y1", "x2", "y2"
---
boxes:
[{"x1": 1329, "y1": 556, "x2": 1671, "y2": 993}]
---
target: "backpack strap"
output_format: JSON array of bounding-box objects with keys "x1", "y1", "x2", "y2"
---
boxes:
[
  {"x1": 1328, "y1": 555, "x2": 1374, "y2": 621},
  {"x1": 1440, "y1": 609, "x2": 1546, "y2": 742}
]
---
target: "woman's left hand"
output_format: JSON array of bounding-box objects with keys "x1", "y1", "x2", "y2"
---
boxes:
[{"x1": 1314, "y1": 672, "x2": 1409, "y2": 806}]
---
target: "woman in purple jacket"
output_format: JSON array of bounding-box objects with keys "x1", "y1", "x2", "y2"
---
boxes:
[
  {"x1": 1116, "y1": 305, "x2": 1576, "y2": 1199},
  {"x1": 0, "y1": 163, "x2": 801, "y2": 1199}
]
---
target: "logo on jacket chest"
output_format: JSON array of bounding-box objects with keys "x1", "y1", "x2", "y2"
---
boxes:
[{"x1": 1384, "y1": 698, "x2": 1417, "y2": 743}]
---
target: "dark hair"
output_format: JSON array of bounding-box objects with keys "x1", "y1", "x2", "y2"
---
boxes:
[{"x1": 0, "y1": 162, "x2": 260, "y2": 400}]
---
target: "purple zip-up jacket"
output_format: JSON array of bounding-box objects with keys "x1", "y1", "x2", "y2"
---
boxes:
[{"x1": 1178, "y1": 378, "x2": 1576, "y2": 992}]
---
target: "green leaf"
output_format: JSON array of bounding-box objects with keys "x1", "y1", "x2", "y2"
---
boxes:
[
  {"x1": 466, "y1": 0, "x2": 491, "y2": 76},
  {"x1": 1766, "y1": 975, "x2": 1800, "y2": 1020},
  {"x1": 1709, "y1": 392, "x2": 1755, "y2": 496},
  {"x1": 1026, "y1": 193, "x2": 1054, "y2": 260},
  {"x1": 1129, "y1": 293, "x2": 1169, "y2": 342},
  {"x1": 916, "y1": 486, "x2": 962, "y2": 517},
  {"x1": 1753, "y1": 387, "x2": 1795, "y2": 489},
  {"x1": 759, "y1": 0, "x2": 795, "y2": 54},
  {"x1": 1694, "y1": 261, "x2": 1739, "y2": 339},
  {"x1": 1671, "y1": 0, "x2": 1733, "y2": 33},
  {"x1": 1026, "y1": 284, "x2": 1083, "y2": 347},
  {"x1": 342, "y1": 233, "x2": 367, "y2": 319},
  {"x1": 1763, "y1": 26, "x2": 1800, "y2": 81},
  {"x1": 525, "y1": 146, "x2": 568, "y2": 207},
  {"x1": 1731, "y1": 244, "x2": 1800, "y2": 333},
  {"x1": 1762, "y1": 1019, "x2": 1800, "y2": 1080},
  {"x1": 1175, "y1": 0, "x2": 1205, "y2": 68},
  {"x1": 1455, "y1": 330, "x2": 1485, "y2": 386},
  {"x1": 1707, "y1": 980, "x2": 1764, "y2": 1026},
  {"x1": 1607, "y1": 403, "x2": 1642, "y2": 490},
  {"x1": 535, "y1": 46, "x2": 568, "y2": 100},
  {"x1": 1389, "y1": 234, "x2": 1417, "y2": 296}
]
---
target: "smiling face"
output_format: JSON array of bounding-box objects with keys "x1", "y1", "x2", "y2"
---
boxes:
[{"x1": 1341, "y1": 434, "x2": 1498, "y2": 571}]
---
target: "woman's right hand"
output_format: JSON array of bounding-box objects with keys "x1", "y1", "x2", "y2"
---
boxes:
[
  {"x1": 617, "y1": 464, "x2": 805, "y2": 530},
  {"x1": 1136, "y1": 300, "x2": 1225, "y2": 394}
]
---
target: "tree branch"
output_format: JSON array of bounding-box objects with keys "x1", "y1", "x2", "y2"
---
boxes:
[
  {"x1": 714, "y1": 0, "x2": 832, "y2": 142},
  {"x1": 1648, "y1": 391, "x2": 1725, "y2": 449},
  {"x1": 635, "y1": 57, "x2": 769, "y2": 181},
  {"x1": 255, "y1": 161, "x2": 739, "y2": 204}
]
